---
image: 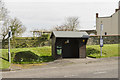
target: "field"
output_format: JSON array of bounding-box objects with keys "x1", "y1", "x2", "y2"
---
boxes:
[{"x1": 0, "y1": 44, "x2": 119, "y2": 69}]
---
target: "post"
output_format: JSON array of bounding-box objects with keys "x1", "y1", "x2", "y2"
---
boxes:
[
  {"x1": 100, "y1": 45, "x2": 102, "y2": 56},
  {"x1": 100, "y1": 21, "x2": 103, "y2": 57},
  {"x1": 8, "y1": 31, "x2": 11, "y2": 63}
]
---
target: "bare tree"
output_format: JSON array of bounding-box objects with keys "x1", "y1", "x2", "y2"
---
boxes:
[
  {"x1": 1, "y1": 18, "x2": 10, "y2": 40},
  {"x1": 65, "y1": 17, "x2": 79, "y2": 31},
  {"x1": 9, "y1": 17, "x2": 26, "y2": 37},
  {"x1": 54, "y1": 25, "x2": 67, "y2": 31},
  {"x1": 0, "y1": 0, "x2": 9, "y2": 38},
  {"x1": 54, "y1": 17, "x2": 79, "y2": 31},
  {"x1": 0, "y1": 0, "x2": 9, "y2": 21},
  {"x1": 1, "y1": 17, "x2": 26, "y2": 48},
  {"x1": 1, "y1": 17, "x2": 26, "y2": 39},
  {"x1": 0, "y1": 0, "x2": 26, "y2": 38},
  {"x1": 0, "y1": 1, "x2": 26, "y2": 48}
]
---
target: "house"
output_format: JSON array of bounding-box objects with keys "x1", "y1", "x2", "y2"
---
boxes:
[
  {"x1": 31, "y1": 30, "x2": 51, "y2": 37},
  {"x1": 50, "y1": 31, "x2": 89, "y2": 59},
  {"x1": 96, "y1": 1, "x2": 120, "y2": 35}
]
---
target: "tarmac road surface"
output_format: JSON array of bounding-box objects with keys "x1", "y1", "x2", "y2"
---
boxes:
[{"x1": 1, "y1": 57, "x2": 119, "y2": 78}]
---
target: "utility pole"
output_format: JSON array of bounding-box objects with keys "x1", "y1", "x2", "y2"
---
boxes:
[
  {"x1": 100, "y1": 21, "x2": 103, "y2": 57},
  {"x1": 8, "y1": 30, "x2": 12, "y2": 63}
]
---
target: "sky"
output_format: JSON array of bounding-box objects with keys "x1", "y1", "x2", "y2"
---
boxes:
[{"x1": 2, "y1": 0, "x2": 120, "y2": 37}]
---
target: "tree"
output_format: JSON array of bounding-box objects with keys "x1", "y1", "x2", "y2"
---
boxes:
[
  {"x1": 0, "y1": 0, "x2": 10, "y2": 39},
  {"x1": 0, "y1": 0, "x2": 26, "y2": 48},
  {"x1": 1, "y1": 17, "x2": 26, "y2": 48},
  {"x1": 1, "y1": 18, "x2": 10, "y2": 40},
  {"x1": 9, "y1": 18, "x2": 26, "y2": 38},
  {"x1": 54, "y1": 17, "x2": 79, "y2": 31},
  {"x1": 54, "y1": 25, "x2": 67, "y2": 31},
  {"x1": 0, "y1": 0, "x2": 8, "y2": 21},
  {"x1": 1, "y1": 17, "x2": 26, "y2": 40}
]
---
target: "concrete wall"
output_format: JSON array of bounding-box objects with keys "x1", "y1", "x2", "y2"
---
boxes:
[
  {"x1": 96, "y1": 10, "x2": 119, "y2": 35},
  {"x1": 118, "y1": 10, "x2": 120, "y2": 35}
]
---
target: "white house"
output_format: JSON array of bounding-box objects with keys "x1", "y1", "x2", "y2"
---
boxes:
[{"x1": 96, "y1": 1, "x2": 120, "y2": 35}]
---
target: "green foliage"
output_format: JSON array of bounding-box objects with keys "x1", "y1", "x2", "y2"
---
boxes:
[
  {"x1": 41, "y1": 42, "x2": 45, "y2": 47},
  {"x1": 0, "y1": 59, "x2": 10, "y2": 69},
  {"x1": 86, "y1": 44, "x2": 118, "y2": 58},
  {"x1": 2, "y1": 34, "x2": 51, "y2": 49},
  {"x1": 13, "y1": 51, "x2": 40, "y2": 63},
  {"x1": 20, "y1": 43, "x2": 30, "y2": 48},
  {"x1": 35, "y1": 34, "x2": 50, "y2": 47}
]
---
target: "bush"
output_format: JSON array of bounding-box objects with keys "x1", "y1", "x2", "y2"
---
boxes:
[
  {"x1": 41, "y1": 42, "x2": 45, "y2": 47},
  {"x1": 20, "y1": 43, "x2": 30, "y2": 48},
  {"x1": 2, "y1": 35, "x2": 51, "y2": 49},
  {"x1": 13, "y1": 51, "x2": 40, "y2": 63}
]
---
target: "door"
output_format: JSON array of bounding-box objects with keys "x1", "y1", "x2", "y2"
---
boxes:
[{"x1": 62, "y1": 39, "x2": 79, "y2": 58}]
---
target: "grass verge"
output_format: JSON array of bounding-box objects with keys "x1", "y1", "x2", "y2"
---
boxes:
[
  {"x1": 0, "y1": 46, "x2": 53, "y2": 69},
  {"x1": 86, "y1": 44, "x2": 119, "y2": 58},
  {"x1": 0, "y1": 44, "x2": 119, "y2": 69}
]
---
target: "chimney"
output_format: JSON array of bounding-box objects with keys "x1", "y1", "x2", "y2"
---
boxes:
[
  {"x1": 115, "y1": 1, "x2": 120, "y2": 12},
  {"x1": 115, "y1": 9, "x2": 119, "y2": 12},
  {"x1": 96, "y1": 13, "x2": 99, "y2": 18}
]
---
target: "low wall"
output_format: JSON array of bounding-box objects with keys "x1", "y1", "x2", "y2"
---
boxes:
[
  {"x1": 87, "y1": 35, "x2": 120, "y2": 45},
  {"x1": 1, "y1": 35, "x2": 119, "y2": 49},
  {"x1": 1, "y1": 37, "x2": 51, "y2": 49}
]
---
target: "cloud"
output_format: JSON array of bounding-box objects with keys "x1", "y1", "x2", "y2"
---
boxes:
[{"x1": 3, "y1": 0, "x2": 119, "y2": 37}]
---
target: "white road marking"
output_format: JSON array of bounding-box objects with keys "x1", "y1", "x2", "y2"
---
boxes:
[
  {"x1": 39, "y1": 67, "x2": 57, "y2": 70},
  {"x1": 64, "y1": 74, "x2": 77, "y2": 77},
  {"x1": 64, "y1": 75, "x2": 68, "y2": 77},
  {"x1": 2, "y1": 71, "x2": 16, "y2": 73},
  {"x1": 94, "y1": 71, "x2": 107, "y2": 74},
  {"x1": 71, "y1": 75, "x2": 77, "y2": 77}
]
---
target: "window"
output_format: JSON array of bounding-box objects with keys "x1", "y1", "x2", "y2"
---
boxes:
[
  {"x1": 65, "y1": 40, "x2": 69, "y2": 44},
  {"x1": 105, "y1": 32, "x2": 107, "y2": 35},
  {"x1": 57, "y1": 46, "x2": 62, "y2": 55}
]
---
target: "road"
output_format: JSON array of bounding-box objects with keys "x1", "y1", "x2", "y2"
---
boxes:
[{"x1": 1, "y1": 57, "x2": 118, "y2": 78}]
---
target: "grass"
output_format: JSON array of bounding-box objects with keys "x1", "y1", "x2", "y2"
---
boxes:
[
  {"x1": 0, "y1": 59, "x2": 10, "y2": 69},
  {"x1": 86, "y1": 44, "x2": 119, "y2": 58},
  {"x1": 0, "y1": 46, "x2": 53, "y2": 69},
  {"x1": 0, "y1": 44, "x2": 119, "y2": 69}
]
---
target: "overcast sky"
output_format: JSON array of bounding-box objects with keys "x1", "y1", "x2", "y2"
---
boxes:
[{"x1": 3, "y1": 0, "x2": 120, "y2": 37}]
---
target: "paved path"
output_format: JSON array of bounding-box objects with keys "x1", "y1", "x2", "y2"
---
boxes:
[{"x1": 1, "y1": 57, "x2": 118, "y2": 78}]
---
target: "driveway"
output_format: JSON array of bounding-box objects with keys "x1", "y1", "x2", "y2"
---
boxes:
[{"x1": 1, "y1": 57, "x2": 118, "y2": 78}]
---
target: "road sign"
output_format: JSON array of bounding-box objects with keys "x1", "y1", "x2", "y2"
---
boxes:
[
  {"x1": 100, "y1": 38, "x2": 103, "y2": 47},
  {"x1": 100, "y1": 22, "x2": 103, "y2": 57},
  {"x1": 8, "y1": 31, "x2": 12, "y2": 38}
]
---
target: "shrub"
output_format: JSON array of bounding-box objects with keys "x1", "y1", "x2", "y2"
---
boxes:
[{"x1": 20, "y1": 43, "x2": 30, "y2": 48}]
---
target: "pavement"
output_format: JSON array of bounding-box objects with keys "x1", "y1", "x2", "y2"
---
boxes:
[{"x1": 1, "y1": 57, "x2": 119, "y2": 78}]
